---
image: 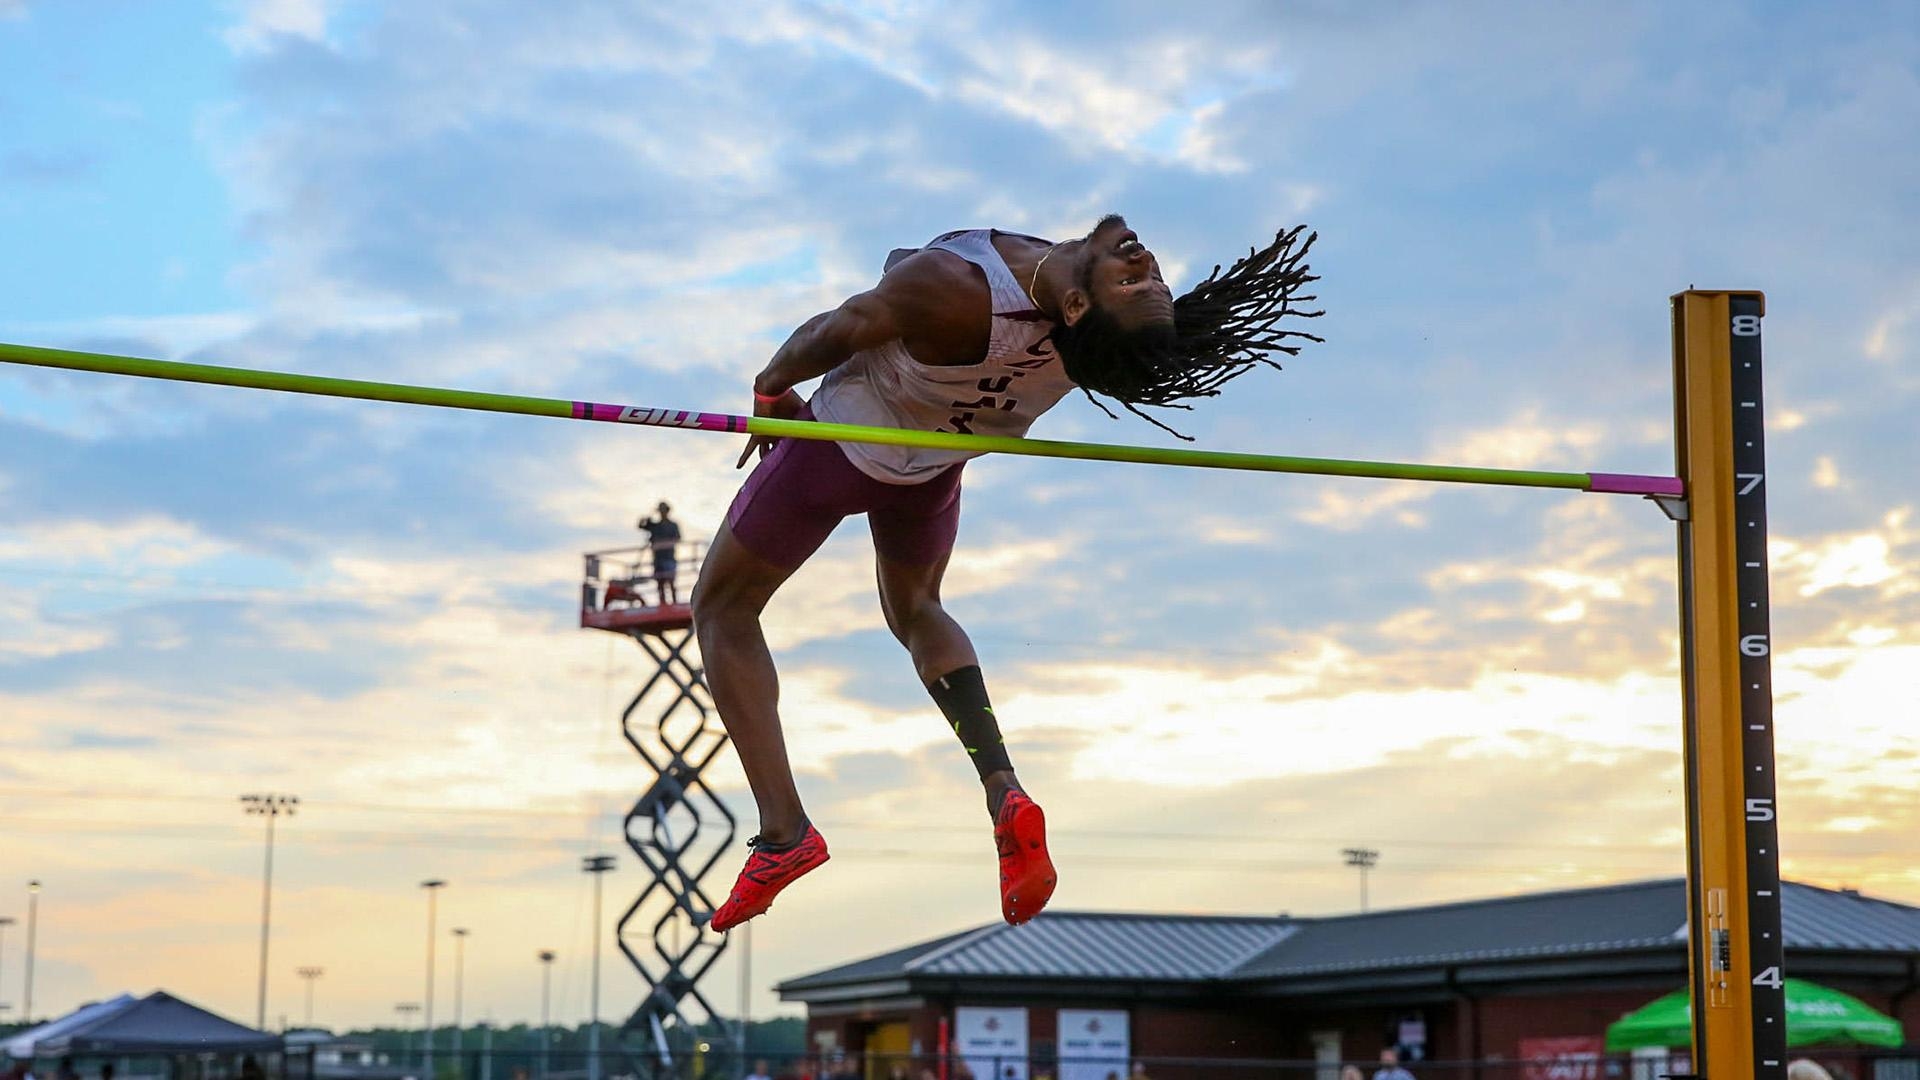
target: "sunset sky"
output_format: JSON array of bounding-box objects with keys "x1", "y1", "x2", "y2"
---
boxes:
[{"x1": 2, "y1": 0, "x2": 1916, "y2": 1037}]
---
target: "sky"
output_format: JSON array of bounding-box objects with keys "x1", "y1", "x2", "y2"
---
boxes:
[{"x1": 2, "y1": 0, "x2": 1917, "y2": 1038}]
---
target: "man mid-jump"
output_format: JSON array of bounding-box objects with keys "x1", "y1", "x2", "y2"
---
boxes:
[{"x1": 692, "y1": 215, "x2": 1319, "y2": 931}]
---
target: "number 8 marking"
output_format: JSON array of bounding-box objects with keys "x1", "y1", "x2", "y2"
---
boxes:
[{"x1": 1732, "y1": 315, "x2": 1761, "y2": 336}]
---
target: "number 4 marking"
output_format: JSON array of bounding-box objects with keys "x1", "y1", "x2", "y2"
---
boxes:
[
  {"x1": 1754, "y1": 966, "x2": 1783, "y2": 988},
  {"x1": 1738, "y1": 473, "x2": 1764, "y2": 495}
]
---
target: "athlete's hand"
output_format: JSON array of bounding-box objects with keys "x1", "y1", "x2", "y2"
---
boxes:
[{"x1": 736, "y1": 388, "x2": 803, "y2": 469}]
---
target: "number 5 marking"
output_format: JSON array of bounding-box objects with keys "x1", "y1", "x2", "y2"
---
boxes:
[{"x1": 1746, "y1": 798, "x2": 1775, "y2": 822}]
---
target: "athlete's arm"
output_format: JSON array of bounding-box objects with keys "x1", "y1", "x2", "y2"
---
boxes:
[
  {"x1": 735, "y1": 254, "x2": 981, "y2": 467},
  {"x1": 734, "y1": 291, "x2": 901, "y2": 467},
  {"x1": 752, "y1": 290, "x2": 900, "y2": 399},
  {"x1": 751, "y1": 250, "x2": 982, "y2": 395}
]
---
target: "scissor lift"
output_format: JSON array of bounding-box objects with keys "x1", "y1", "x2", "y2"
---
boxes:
[{"x1": 581, "y1": 540, "x2": 735, "y2": 1069}]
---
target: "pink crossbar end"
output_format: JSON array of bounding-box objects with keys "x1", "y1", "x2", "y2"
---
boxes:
[{"x1": 1588, "y1": 472, "x2": 1684, "y2": 497}]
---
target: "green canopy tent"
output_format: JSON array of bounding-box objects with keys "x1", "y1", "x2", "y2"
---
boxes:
[{"x1": 1606, "y1": 979, "x2": 1906, "y2": 1051}]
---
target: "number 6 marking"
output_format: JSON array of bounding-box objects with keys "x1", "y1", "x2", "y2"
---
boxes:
[{"x1": 1741, "y1": 635, "x2": 1770, "y2": 657}]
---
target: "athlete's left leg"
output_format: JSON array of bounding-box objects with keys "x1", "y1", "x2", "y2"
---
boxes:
[
  {"x1": 871, "y1": 546, "x2": 1012, "y2": 804},
  {"x1": 868, "y1": 479, "x2": 1008, "y2": 811},
  {"x1": 871, "y1": 480, "x2": 1057, "y2": 925}
]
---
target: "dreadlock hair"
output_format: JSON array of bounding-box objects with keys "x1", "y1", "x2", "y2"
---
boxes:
[{"x1": 1050, "y1": 225, "x2": 1323, "y2": 440}]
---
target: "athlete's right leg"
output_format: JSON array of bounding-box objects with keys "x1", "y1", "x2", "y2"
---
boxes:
[
  {"x1": 694, "y1": 432, "x2": 857, "y2": 932},
  {"x1": 691, "y1": 524, "x2": 808, "y2": 843}
]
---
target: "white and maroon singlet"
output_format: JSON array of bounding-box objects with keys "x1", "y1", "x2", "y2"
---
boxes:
[{"x1": 809, "y1": 229, "x2": 1077, "y2": 484}]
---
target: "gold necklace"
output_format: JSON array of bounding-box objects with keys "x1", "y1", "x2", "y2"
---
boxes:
[{"x1": 1026, "y1": 242, "x2": 1061, "y2": 310}]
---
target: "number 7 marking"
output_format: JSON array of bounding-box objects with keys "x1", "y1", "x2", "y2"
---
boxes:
[{"x1": 1737, "y1": 473, "x2": 1764, "y2": 496}]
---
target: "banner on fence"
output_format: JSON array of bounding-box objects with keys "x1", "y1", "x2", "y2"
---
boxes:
[
  {"x1": 955, "y1": 1007, "x2": 1029, "y2": 1080},
  {"x1": 1520, "y1": 1036, "x2": 1605, "y2": 1080},
  {"x1": 1057, "y1": 1010, "x2": 1129, "y2": 1080}
]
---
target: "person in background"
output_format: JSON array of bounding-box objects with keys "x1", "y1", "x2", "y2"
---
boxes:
[
  {"x1": 637, "y1": 500, "x2": 683, "y2": 604},
  {"x1": 746, "y1": 1061, "x2": 774, "y2": 1080},
  {"x1": 1371, "y1": 1048, "x2": 1415, "y2": 1080}
]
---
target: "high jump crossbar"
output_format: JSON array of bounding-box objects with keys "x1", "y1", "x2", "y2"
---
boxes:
[
  {"x1": 0, "y1": 291, "x2": 1780, "y2": 1078},
  {"x1": 0, "y1": 341, "x2": 1679, "y2": 497}
]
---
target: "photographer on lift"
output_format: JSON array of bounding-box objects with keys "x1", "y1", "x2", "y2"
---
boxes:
[{"x1": 637, "y1": 500, "x2": 683, "y2": 605}]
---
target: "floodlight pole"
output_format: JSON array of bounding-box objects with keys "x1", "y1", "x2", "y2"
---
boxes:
[
  {"x1": 297, "y1": 966, "x2": 324, "y2": 1026},
  {"x1": 242, "y1": 794, "x2": 298, "y2": 1030},
  {"x1": 397, "y1": 1002, "x2": 423, "y2": 1060},
  {"x1": 538, "y1": 949, "x2": 557, "y2": 1080},
  {"x1": 583, "y1": 856, "x2": 616, "y2": 1080},
  {"x1": 1341, "y1": 848, "x2": 1379, "y2": 913},
  {"x1": 423, "y1": 879, "x2": 447, "y2": 1075},
  {"x1": 453, "y1": 928, "x2": 471, "y2": 1074},
  {"x1": 24, "y1": 881, "x2": 39, "y2": 1024}
]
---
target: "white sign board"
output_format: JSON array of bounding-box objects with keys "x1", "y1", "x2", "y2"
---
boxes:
[
  {"x1": 1057, "y1": 1010, "x2": 1130, "y2": 1080},
  {"x1": 954, "y1": 1007, "x2": 1029, "y2": 1080}
]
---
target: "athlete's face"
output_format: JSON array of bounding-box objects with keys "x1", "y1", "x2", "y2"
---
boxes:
[{"x1": 1075, "y1": 214, "x2": 1174, "y2": 329}]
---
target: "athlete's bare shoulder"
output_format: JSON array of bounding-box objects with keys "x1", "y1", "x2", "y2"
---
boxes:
[
  {"x1": 877, "y1": 247, "x2": 987, "y2": 306},
  {"x1": 869, "y1": 248, "x2": 991, "y2": 366}
]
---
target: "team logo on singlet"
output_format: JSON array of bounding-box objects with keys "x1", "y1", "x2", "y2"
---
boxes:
[{"x1": 938, "y1": 341, "x2": 1055, "y2": 435}]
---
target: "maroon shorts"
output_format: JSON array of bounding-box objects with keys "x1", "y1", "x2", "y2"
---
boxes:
[{"x1": 724, "y1": 425, "x2": 965, "y2": 571}]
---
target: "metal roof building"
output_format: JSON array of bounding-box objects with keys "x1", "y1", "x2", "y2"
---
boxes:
[
  {"x1": 777, "y1": 878, "x2": 1920, "y2": 1076},
  {"x1": 784, "y1": 878, "x2": 1920, "y2": 1002}
]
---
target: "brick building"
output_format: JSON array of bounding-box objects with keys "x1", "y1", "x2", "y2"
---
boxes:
[{"x1": 776, "y1": 878, "x2": 1920, "y2": 1078}]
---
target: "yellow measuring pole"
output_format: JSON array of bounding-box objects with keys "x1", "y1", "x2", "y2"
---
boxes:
[{"x1": 1673, "y1": 290, "x2": 1784, "y2": 1078}]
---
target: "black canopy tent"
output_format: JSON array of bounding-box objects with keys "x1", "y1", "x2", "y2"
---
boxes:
[{"x1": 28, "y1": 992, "x2": 279, "y2": 1056}]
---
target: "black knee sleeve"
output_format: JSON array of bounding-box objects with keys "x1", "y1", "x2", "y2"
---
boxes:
[{"x1": 929, "y1": 665, "x2": 1014, "y2": 780}]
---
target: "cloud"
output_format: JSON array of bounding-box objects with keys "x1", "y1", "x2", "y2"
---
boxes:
[
  {"x1": 0, "y1": 594, "x2": 111, "y2": 660},
  {"x1": 223, "y1": 0, "x2": 331, "y2": 53},
  {"x1": 1776, "y1": 529, "x2": 1905, "y2": 598}
]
